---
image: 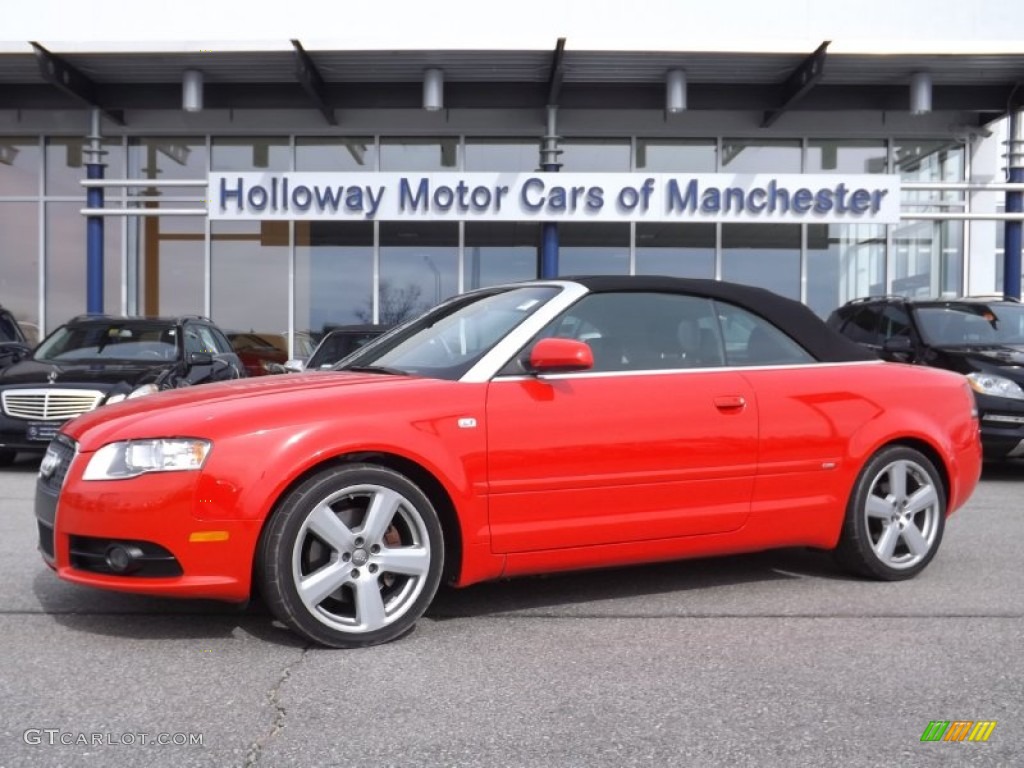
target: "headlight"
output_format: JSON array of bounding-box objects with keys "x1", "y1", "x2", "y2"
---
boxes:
[
  {"x1": 966, "y1": 372, "x2": 1024, "y2": 400},
  {"x1": 105, "y1": 383, "x2": 160, "y2": 405},
  {"x1": 82, "y1": 439, "x2": 212, "y2": 480}
]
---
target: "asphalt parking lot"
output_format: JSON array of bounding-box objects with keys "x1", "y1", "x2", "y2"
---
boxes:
[{"x1": 0, "y1": 452, "x2": 1021, "y2": 768}]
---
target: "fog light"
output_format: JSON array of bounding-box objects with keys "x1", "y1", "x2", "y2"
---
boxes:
[{"x1": 105, "y1": 544, "x2": 144, "y2": 574}]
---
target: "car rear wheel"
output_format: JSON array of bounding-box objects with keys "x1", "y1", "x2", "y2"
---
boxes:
[
  {"x1": 835, "y1": 445, "x2": 946, "y2": 580},
  {"x1": 258, "y1": 464, "x2": 444, "y2": 648}
]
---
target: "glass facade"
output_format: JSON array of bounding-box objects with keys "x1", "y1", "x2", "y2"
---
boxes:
[
  {"x1": 127, "y1": 137, "x2": 208, "y2": 318},
  {"x1": 379, "y1": 221, "x2": 459, "y2": 325},
  {"x1": 805, "y1": 140, "x2": 889, "y2": 316},
  {"x1": 464, "y1": 222, "x2": 539, "y2": 289},
  {"x1": 296, "y1": 221, "x2": 374, "y2": 333},
  {"x1": 0, "y1": 134, "x2": 975, "y2": 356},
  {"x1": 44, "y1": 201, "x2": 123, "y2": 328},
  {"x1": 0, "y1": 201, "x2": 39, "y2": 344},
  {"x1": 894, "y1": 140, "x2": 967, "y2": 298}
]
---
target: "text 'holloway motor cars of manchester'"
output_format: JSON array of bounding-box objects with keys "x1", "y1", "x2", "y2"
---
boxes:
[{"x1": 34, "y1": 277, "x2": 982, "y2": 648}]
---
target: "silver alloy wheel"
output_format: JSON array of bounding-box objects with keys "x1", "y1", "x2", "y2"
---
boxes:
[
  {"x1": 290, "y1": 482, "x2": 432, "y2": 634},
  {"x1": 863, "y1": 458, "x2": 941, "y2": 570}
]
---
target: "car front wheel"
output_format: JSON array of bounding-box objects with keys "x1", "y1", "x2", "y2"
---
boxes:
[
  {"x1": 258, "y1": 464, "x2": 444, "y2": 648},
  {"x1": 835, "y1": 445, "x2": 946, "y2": 580}
]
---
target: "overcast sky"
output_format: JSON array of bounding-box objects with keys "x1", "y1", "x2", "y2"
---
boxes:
[{"x1": 3, "y1": 0, "x2": 1024, "y2": 53}]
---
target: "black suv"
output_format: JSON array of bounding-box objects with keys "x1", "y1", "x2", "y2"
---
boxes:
[
  {"x1": 0, "y1": 315, "x2": 244, "y2": 465},
  {"x1": 827, "y1": 295, "x2": 1024, "y2": 460},
  {"x1": 0, "y1": 305, "x2": 32, "y2": 371},
  {"x1": 286, "y1": 324, "x2": 388, "y2": 372}
]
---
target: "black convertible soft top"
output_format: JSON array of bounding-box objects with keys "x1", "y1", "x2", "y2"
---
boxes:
[{"x1": 567, "y1": 275, "x2": 876, "y2": 363}]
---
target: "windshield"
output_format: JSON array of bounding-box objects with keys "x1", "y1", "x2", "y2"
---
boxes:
[
  {"x1": 338, "y1": 285, "x2": 561, "y2": 380},
  {"x1": 34, "y1": 321, "x2": 178, "y2": 363},
  {"x1": 915, "y1": 304, "x2": 1024, "y2": 346}
]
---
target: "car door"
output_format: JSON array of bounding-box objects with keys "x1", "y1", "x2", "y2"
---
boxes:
[
  {"x1": 184, "y1": 322, "x2": 244, "y2": 381},
  {"x1": 485, "y1": 292, "x2": 757, "y2": 554},
  {"x1": 721, "y1": 302, "x2": 870, "y2": 522}
]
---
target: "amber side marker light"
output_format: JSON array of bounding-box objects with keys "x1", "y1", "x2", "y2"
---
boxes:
[{"x1": 189, "y1": 531, "x2": 230, "y2": 543}]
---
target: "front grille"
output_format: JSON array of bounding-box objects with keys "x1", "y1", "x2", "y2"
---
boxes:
[
  {"x1": 2, "y1": 388, "x2": 105, "y2": 420},
  {"x1": 39, "y1": 434, "x2": 77, "y2": 492}
]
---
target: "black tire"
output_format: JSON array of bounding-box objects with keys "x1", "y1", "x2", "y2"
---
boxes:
[
  {"x1": 0, "y1": 449, "x2": 16, "y2": 467},
  {"x1": 835, "y1": 445, "x2": 946, "y2": 581},
  {"x1": 257, "y1": 463, "x2": 444, "y2": 648}
]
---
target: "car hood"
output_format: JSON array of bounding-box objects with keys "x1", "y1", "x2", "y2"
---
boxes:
[
  {"x1": 0, "y1": 357, "x2": 169, "y2": 388},
  {"x1": 61, "y1": 371, "x2": 469, "y2": 451},
  {"x1": 933, "y1": 344, "x2": 1024, "y2": 372}
]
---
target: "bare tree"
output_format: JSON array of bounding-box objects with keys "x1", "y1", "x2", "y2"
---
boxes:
[{"x1": 354, "y1": 280, "x2": 428, "y2": 326}]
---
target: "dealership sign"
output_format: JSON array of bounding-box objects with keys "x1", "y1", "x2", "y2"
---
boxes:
[{"x1": 208, "y1": 172, "x2": 900, "y2": 224}]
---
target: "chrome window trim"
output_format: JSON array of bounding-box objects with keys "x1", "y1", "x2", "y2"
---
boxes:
[{"x1": 489, "y1": 358, "x2": 887, "y2": 382}]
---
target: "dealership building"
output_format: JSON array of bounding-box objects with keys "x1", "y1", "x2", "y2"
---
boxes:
[{"x1": 1, "y1": 7, "x2": 1023, "y2": 351}]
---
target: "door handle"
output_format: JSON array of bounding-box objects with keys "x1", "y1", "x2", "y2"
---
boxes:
[{"x1": 714, "y1": 395, "x2": 747, "y2": 411}]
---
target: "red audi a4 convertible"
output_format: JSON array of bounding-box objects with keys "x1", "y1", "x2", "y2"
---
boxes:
[{"x1": 35, "y1": 277, "x2": 982, "y2": 647}]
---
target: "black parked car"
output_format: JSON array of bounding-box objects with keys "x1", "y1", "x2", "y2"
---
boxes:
[
  {"x1": 0, "y1": 314, "x2": 244, "y2": 465},
  {"x1": 0, "y1": 305, "x2": 32, "y2": 372},
  {"x1": 827, "y1": 295, "x2": 1024, "y2": 460},
  {"x1": 284, "y1": 324, "x2": 388, "y2": 372}
]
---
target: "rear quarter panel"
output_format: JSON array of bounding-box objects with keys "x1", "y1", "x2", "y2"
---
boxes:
[
  {"x1": 738, "y1": 360, "x2": 979, "y2": 550},
  {"x1": 840, "y1": 363, "x2": 981, "y2": 515}
]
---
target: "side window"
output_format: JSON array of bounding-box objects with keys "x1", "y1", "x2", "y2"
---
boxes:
[
  {"x1": 526, "y1": 292, "x2": 726, "y2": 373},
  {"x1": 716, "y1": 302, "x2": 815, "y2": 366},
  {"x1": 879, "y1": 305, "x2": 913, "y2": 342},
  {"x1": 204, "y1": 326, "x2": 235, "y2": 355},
  {"x1": 841, "y1": 305, "x2": 882, "y2": 345},
  {"x1": 182, "y1": 324, "x2": 209, "y2": 356},
  {"x1": 193, "y1": 326, "x2": 223, "y2": 355},
  {"x1": 0, "y1": 313, "x2": 22, "y2": 343}
]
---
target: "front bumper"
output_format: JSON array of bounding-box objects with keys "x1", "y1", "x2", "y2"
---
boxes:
[
  {"x1": 975, "y1": 393, "x2": 1024, "y2": 459},
  {"x1": 36, "y1": 443, "x2": 261, "y2": 602},
  {"x1": 0, "y1": 415, "x2": 70, "y2": 454}
]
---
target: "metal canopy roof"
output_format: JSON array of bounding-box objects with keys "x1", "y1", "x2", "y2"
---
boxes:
[{"x1": 1, "y1": 43, "x2": 1022, "y2": 123}]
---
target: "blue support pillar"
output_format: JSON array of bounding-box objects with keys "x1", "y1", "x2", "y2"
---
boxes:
[
  {"x1": 539, "y1": 106, "x2": 562, "y2": 279},
  {"x1": 84, "y1": 109, "x2": 106, "y2": 314},
  {"x1": 1005, "y1": 110, "x2": 1024, "y2": 300},
  {"x1": 540, "y1": 215, "x2": 559, "y2": 279}
]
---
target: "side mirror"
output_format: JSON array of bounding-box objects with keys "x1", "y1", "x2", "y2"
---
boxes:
[
  {"x1": 187, "y1": 351, "x2": 214, "y2": 367},
  {"x1": 528, "y1": 338, "x2": 594, "y2": 374},
  {"x1": 284, "y1": 358, "x2": 306, "y2": 373},
  {"x1": 0, "y1": 341, "x2": 31, "y2": 367},
  {"x1": 881, "y1": 335, "x2": 914, "y2": 361}
]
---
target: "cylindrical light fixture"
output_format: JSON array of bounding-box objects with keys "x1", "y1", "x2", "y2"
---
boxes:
[
  {"x1": 182, "y1": 69, "x2": 204, "y2": 113},
  {"x1": 423, "y1": 68, "x2": 444, "y2": 112},
  {"x1": 666, "y1": 69, "x2": 687, "y2": 113},
  {"x1": 909, "y1": 71, "x2": 932, "y2": 115}
]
